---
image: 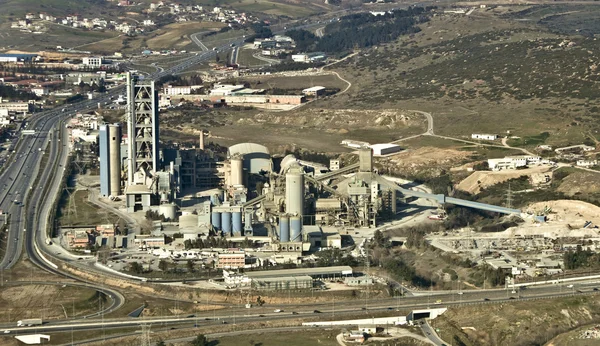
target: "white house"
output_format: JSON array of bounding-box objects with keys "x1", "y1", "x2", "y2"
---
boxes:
[
  {"x1": 488, "y1": 155, "x2": 541, "y2": 171},
  {"x1": 82, "y1": 57, "x2": 103, "y2": 68},
  {"x1": 577, "y1": 160, "x2": 598, "y2": 168},
  {"x1": 471, "y1": 133, "x2": 498, "y2": 140}
]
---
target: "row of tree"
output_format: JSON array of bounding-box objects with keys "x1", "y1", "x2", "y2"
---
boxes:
[
  {"x1": 0, "y1": 84, "x2": 38, "y2": 101},
  {"x1": 284, "y1": 6, "x2": 434, "y2": 54}
]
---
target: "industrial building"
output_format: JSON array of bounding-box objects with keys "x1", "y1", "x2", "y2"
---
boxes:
[
  {"x1": 369, "y1": 143, "x2": 401, "y2": 156},
  {"x1": 0, "y1": 53, "x2": 38, "y2": 63},
  {"x1": 125, "y1": 72, "x2": 161, "y2": 212}
]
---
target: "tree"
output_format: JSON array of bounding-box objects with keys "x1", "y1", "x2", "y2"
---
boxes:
[
  {"x1": 158, "y1": 259, "x2": 170, "y2": 272},
  {"x1": 130, "y1": 261, "x2": 143, "y2": 274},
  {"x1": 256, "y1": 296, "x2": 265, "y2": 306},
  {"x1": 156, "y1": 339, "x2": 166, "y2": 346},
  {"x1": 187, "y1": 260, "x2": 195, "y2": 273},
  {"x1": 190, "y1": 334, "x2": 208, "y2": 346}
]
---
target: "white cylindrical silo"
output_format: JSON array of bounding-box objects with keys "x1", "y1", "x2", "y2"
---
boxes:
[
  {"x1": 159, "y1": 203, "x2": 177, "y2": 221},
  {"x1": 279, "y1": 214, "x2": 289, "y2": 242},
  {"x1": 108, "y1": 124, "x2": 121, "y2": 196},
  {"x1": 285, "y1": 164, "x2": 304, "y2": 216},
  {"x1": 231, "y1": 155, "x2": 244, "y2": 187},
  {"x1": 290, "y1": 215, "x2": 302, "y2": 242}
]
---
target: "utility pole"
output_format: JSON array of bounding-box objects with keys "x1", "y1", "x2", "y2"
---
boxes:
[
  {"x1": 365, "y1": 244, "x2": 370, "y2": 311},
  {"x1": 506, "y1": 183, "x2": 513, "y2": 209}
]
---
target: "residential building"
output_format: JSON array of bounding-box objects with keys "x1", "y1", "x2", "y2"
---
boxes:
[
  {"x1": 471, "y1": 133, "x2": 498, "y2": 140},
  {"x1": 0, "y1": 102, "x2": 33, "y2": 113},
  {"x1": 82, "y1": 57, "x2": 103, "y2": 68},
  {"x1": 217, "y1": 252, "x2": 245, "y2": 268},
  {"x1": 577, "y1": 160, "x2": 598, "y2": 168},
  {"x1": 163, "y1": 85, "x2": 192, "y2": 95}
]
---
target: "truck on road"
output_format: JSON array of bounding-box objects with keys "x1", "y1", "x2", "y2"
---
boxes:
[{"x1": 17, "y1": 319, "x2": 42, "y2": 327}]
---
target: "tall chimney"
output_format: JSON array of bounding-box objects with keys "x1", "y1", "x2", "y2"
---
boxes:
[{"x1": 199, "y1": 130, "x2": 205, "y2": 150}]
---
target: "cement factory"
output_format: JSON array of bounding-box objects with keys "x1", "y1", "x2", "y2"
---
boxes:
[{"x1": 94, "y1": 73, "x2": 523, "y2": 262}]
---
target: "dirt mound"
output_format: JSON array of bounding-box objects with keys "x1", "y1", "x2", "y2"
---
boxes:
[
  {"x1": 527, "y1": 200, "x2": 600, "y2": 225},
  {"x1": 557, "y1": 171, "x2": 600, "y2": 196},
  {"x1": 457, "y1": 166, "x2": 552, "y2": 194},
  {"x1": 380, "y1": 146, "x2": 472, "y2": 178},
  {"x1": 239, "y1": 109, "x2": 423, "y2": 130}
]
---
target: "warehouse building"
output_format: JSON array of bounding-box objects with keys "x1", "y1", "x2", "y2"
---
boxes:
[
  {"x1": 370, "y1": 143, "x2": 401, "y2": 156},
  {"x1": 0, "y1": 53, "x2": 38, "y2": 63},
  {"x1": 252, "y1": 275, "x2": 313, "y2": 290}
]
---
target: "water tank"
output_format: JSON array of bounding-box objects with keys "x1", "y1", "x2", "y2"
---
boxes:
[
  {"x1": 160, "y1": 192, "x2": 169, "y2": 204},
  {"x1": 159, "y1": 203, "x2": 177, "y2": 221},
  {"x1": 231, "y1": 155, "x2": 244, "y2": 186},
  {"x1": 279, "y1": 215, "x2": 290, "y2": 242},
  {"x1": 221, "y1": 212, "x2": 232, "y2": 235},
  {"x1": 211, "y1": 212, "x2": 221, "y2": 230},
  {"x1": 232, "y1": 212, "x2": 242, "y2": 235},
  {"x1": 285, "y1": 164, "x2": 304, "y2": 216}
]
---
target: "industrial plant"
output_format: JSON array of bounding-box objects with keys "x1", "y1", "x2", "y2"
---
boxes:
[{"x1": 94, "y1": 73, "x2": 522, "y2": 270}]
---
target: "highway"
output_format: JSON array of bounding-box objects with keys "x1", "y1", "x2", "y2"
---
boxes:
[{"x1": 0, "y1": 281, "x2": 598, "y2": 336}]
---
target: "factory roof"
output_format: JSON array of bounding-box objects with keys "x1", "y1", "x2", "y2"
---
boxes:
[
  {"x1": 0, "y1": 53, "x2": 38, "y2": 58},
  {"x1": 302, "y1": 86, "x2": 326, "y2": 92},
  {"x1": 229, "y1": 142, "x2": 272, "y2": 174},
  {"x1": 245, "y1": 265, "x2": 353, "y2": 278},
  {"x1": 253, "y1": 275, "x2": 313, "y2": 283},
  {"x1": 124, "y1": 185, "x2": 153, "y2": 194},
  {"x1": 229, "y1": 142, "x2": 270, "y2": 156}
]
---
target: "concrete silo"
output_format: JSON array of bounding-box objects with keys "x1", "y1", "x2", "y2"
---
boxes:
[
  {"x1": 211, "y1": 211, "x2": 221, "y2": 230},
  {"x1": 230, "y1": 155, "x2": 244, "y2": 187},
  {"x1": 159, "y1": 203, "x2": 177, "y2": 221},
  {"x1": 232, "y1": 211, "x2": 242, "y2": 235},
  {"x1": 221, "y1": 212, "x2": 232, "y2": 235},
  {"x1": 108, "y1": 124, "x2": 121, "y2": 196},
  {"x1": 290, "y1": 215, "x2": 302, "y2": 242},
  {"x1": 285, "y1": 164, "x2": 304, "y2": 216},
  {"x1": 279, "y1": 214, "x2": 290, "y2": 242}
]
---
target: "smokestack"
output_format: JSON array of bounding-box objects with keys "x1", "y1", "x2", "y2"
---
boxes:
[{"x1": 199, "y1": 130, "x2": 205, "y2": 150}]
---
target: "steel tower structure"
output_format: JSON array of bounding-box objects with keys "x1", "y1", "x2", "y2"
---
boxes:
[{"x1": 126, "y1": 72, "x2": 159, "y2": 185}]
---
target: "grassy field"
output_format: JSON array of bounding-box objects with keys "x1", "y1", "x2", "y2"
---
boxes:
[
  {"x1": 0, "y1": 21, "x2": 118, "y2": 52},
  {"x1": 57, "y1": 190, "x2": 119, "y2": 226},
  {"x1": 78, "y1": 21, "x2": 227, "y2": 54},
  {"x1": 211, "y1": 329, "x2": 340, "y2": 346},
  {"x1": 236, "y1": 47, "x2": 269, "y2": 67},
  {"x1": 0, "y1": 283, "x2": 100, "y2": 322}
]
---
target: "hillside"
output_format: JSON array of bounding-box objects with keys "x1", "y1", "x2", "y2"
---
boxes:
[{"x1": 323, "y1": 6, "x2": 600, "y2": 150}]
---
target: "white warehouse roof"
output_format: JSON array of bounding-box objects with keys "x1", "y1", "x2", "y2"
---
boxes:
[{"x1": 302, "y1": 86, "x2": 326, "y2": 92}]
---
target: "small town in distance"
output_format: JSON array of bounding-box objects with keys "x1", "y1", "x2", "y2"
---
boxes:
[{"x1": 1, "y1": 0, "x2": 600, "y2": 345}]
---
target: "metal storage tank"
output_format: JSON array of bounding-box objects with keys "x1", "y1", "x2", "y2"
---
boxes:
[
  {"x1": 244, "y1": 210, "x2": 253, "y2": 234},
  {"x1": 279, "y1": 215, "x2": 290, "y2": 242},
  {"x1": 108, "y1": 124, "x2": 121, "y2": 196},
  {"x1": 232, "y1": 212, "x2": 242, "y2": 235},
  {"x1": 290, "y1": 215, "x2": 302, "y2": 242},
  {"x1": 231, "y1": 155, "x2": 244, "y2": 186},
  {"x1": 159, "y1": 203, "x2": 177, "y2": 221},
  {"x1": 211, "y1": 212, "x2": 221, "y2": 230},
  {"x1": 285, "y1": 164, "x2": 304, "y2": 216},
  {"x1": 221, "y1": 212, "x2": 232, "y2": 235}
]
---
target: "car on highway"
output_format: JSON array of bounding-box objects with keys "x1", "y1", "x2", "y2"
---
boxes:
[
  {"x1": 313, "y1": 310, "x2": 321, "y2": 314},
  {"x1": 567, "y1": 284, "x2": 574, "y2": 288},
  {"x1": 3, "y1": 330, "x2": 9, "y2": 334}
]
